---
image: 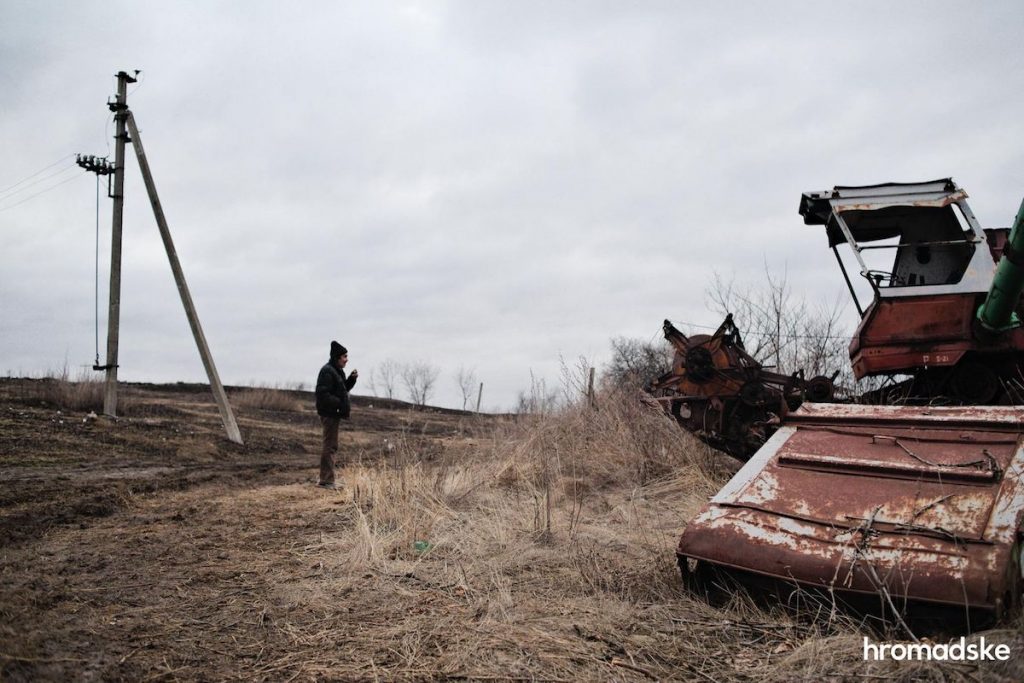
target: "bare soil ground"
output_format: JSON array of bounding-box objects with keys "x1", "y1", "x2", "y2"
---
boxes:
[{"x1": 1, "y1": 378, "x2": 1021, "y2": 682}]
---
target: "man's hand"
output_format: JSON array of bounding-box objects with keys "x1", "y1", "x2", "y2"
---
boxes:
[{"x1": 350, "y1": 369, "x2": 359, "y2": 379}]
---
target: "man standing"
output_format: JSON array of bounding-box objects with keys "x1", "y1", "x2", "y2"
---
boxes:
[{"x1": 315, "y1": 341, "x2": 358, "y2": 489}]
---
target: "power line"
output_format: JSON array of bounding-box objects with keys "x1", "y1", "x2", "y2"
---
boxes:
[
  {"x1": 0, "y1": 153, "x2": 76, "y2": 194},
  {"x1": 665, "y1": 318, "x2": 850, "y2": 342},
  {"x1": 0, "y1": 157, "x2": 78, "y2": 199},
  {"x1": 0, "y1": 169, "x2": 88, "y2": 212}
]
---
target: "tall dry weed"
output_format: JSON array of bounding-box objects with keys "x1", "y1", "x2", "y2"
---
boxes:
[
  {"x1": 233, "y1": 386, "x2": 303, "y2": 412},
  {"x1": 490, "y1": 384, "x2": 723, "y2": 495},
  {"x1": 28, "y1": 366, "x2": 105, "y2": 413}
]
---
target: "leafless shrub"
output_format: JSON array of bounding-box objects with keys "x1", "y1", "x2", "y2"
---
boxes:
[
  {"x1": 371, "y1": 359, "x2": 402, "y2": 399},
  {"x1": 402, "y1": 361, "x2": 440, "y2": 406},
  {"x1": 454, "y1": 366, "x2": 477, "y2": 411},
  {"x1": 603, "y1": 337, "x2": 673, "y2": 389},
  {"x1": 558, "y1": 355, "x2": 591, "y2": 404},
  {"x1": 514, "y1": 370, "x2": 560, "y2": 416}
]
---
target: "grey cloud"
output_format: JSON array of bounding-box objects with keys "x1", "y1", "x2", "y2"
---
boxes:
[{"x1": 3, "y1": 1, "x2": 1024, "y2": 409}]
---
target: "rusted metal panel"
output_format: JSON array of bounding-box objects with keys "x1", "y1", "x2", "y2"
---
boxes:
[
  {"x1": 678, "y1": 404, "x2": 1024, "y2": 615},
  {"x1": 848, "y1": 294, "x2": 1024, "y2": 380}
]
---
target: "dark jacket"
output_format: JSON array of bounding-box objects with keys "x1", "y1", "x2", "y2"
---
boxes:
[{"x1": 316, "y1": 361, "x2": 357, "y2": 418}]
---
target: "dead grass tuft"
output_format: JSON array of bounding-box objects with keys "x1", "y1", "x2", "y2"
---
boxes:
[
  {"x1": 24, "y1": 367, "x2": 107, "y2": 413},
  {"x1": 233, "y1": 386, "x2": 304, "y2": 412}
]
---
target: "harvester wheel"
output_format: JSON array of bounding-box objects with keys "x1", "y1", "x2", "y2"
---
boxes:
[
  {"x1": 685, "y1": 346, "x2": 715, "y2": 382},
  {"x1": 806, "y1": 375, "x2": 835, "y2": 403}
]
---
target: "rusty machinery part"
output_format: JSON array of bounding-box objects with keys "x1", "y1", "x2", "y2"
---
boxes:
[
  {"x1": 739, "y1": 380, "x2": 772, "y2": 408},
  {"x1": 649, "y1": 315, "x2": 835, "y2": 460},
  {"x1": 668, "y1": 397, "x2": 775, "y2": 459},
  {"x1": 805, "y1": 374, "x2": 835, "y2": 403},
  {"x1": 859, "y1": 353, "x2": 1021, "y2": 407},
  {"x1": 684, "y1": 344, "x2": 717, "y2": 383}
]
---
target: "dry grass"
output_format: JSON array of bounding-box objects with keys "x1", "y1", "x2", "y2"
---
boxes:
[
  {"x1": 3, "y1": 380, "x2": 1022, "y2": 681},
  {"x1": 21, "y1": 367, "x2": 105, "y2": 413},
  {"x1": 283, "y1": 388, "x2": 1021, "y2": 681},
  {"x1": 246, "y1": 391, "x2": 817, "y2": 680},
  {"x1": 233, "y1": 386, "x2": 304, "y2": 412}
]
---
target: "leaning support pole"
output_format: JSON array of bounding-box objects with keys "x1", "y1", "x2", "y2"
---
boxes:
[{"x1": 125, "y1": 112, "x2": 244, "y2": 445}]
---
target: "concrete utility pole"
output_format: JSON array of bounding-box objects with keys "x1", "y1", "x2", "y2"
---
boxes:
[
  {"x1": 92, "y1": 70, "x2": 243, "y2": 445},
  {"x1": 101, "y1": 71, "x2": 135, "y2": 417},
  {"x1": 125, "y1": 112, "x2": 243, "y2": 445}
]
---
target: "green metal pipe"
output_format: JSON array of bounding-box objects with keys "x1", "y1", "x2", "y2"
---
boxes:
[{"x1": 978, "y1": 196, "x2": 1024, "y2": 332}]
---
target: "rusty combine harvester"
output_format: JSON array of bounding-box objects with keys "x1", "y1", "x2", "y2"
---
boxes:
[{"x1": 667, "y1": 180, "x2": 1024, "y2": 625}]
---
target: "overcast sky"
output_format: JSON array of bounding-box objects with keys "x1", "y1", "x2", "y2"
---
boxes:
[{"x1": 2, "y1": 1, "x2": 1023, "y2": 410}]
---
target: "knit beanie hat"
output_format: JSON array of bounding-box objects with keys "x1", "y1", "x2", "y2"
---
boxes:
[{"x1": 330, "y1": 341, "x2": 347, "y2": 359}]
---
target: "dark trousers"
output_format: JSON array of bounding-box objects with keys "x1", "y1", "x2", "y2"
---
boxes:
[{"x1": 319, "y1": 416, "x2": 342, "y2": 485}]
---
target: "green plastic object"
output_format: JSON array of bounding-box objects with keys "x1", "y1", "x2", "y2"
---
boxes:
[
  {"x1": 978, "y1": 196, "x2": 1024, "y2": 333},
  {"x1": 413, "y1": 540, "x2": 432, "y2": 553}
]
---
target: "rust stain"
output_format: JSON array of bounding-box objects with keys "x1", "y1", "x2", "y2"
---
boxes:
[{"x1": 834, "y1": 191, "x2": 967, "y2": 213}]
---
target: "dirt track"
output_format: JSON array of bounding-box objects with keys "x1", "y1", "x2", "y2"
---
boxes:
[{"x1": 2, "y1": 379, "x2": 1023, "y2": 682}]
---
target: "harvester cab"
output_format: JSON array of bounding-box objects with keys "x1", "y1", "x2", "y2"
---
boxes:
[
  {"x1": 800, "y1": 179, "x2": 1024, "y2": 403},
  {"x1": 800, "y1": 179, "x2": 991, "y2": 302}
]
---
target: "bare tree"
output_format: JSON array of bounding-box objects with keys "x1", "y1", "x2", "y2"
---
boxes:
[
  {"x1": 515, "y1": 370, "x2": 560, "y2": 416},
  {"x1": 454, "y1": 366, "x2": 477, "y2": 411},
  {"x1": 402, "y1": 361, "x2": 440, "y2": 406},
  {"x1": 374, "y1": 359, "x2": 401, "y2": 399},
  {"x1": 559, "y1": 354, "x2": 592, "y2": 403},
  {"x1": 707, "y1": 267, "x2": 852, "y2": 390}
]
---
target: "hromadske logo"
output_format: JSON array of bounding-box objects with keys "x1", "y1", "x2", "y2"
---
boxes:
[{"x1": 864, "y1": 637, "x2": 1011, "y2": 662}]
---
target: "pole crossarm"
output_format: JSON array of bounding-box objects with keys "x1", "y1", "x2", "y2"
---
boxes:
[{"x1": 75, "y1": 154, "x2": 114, "y2": 176}]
